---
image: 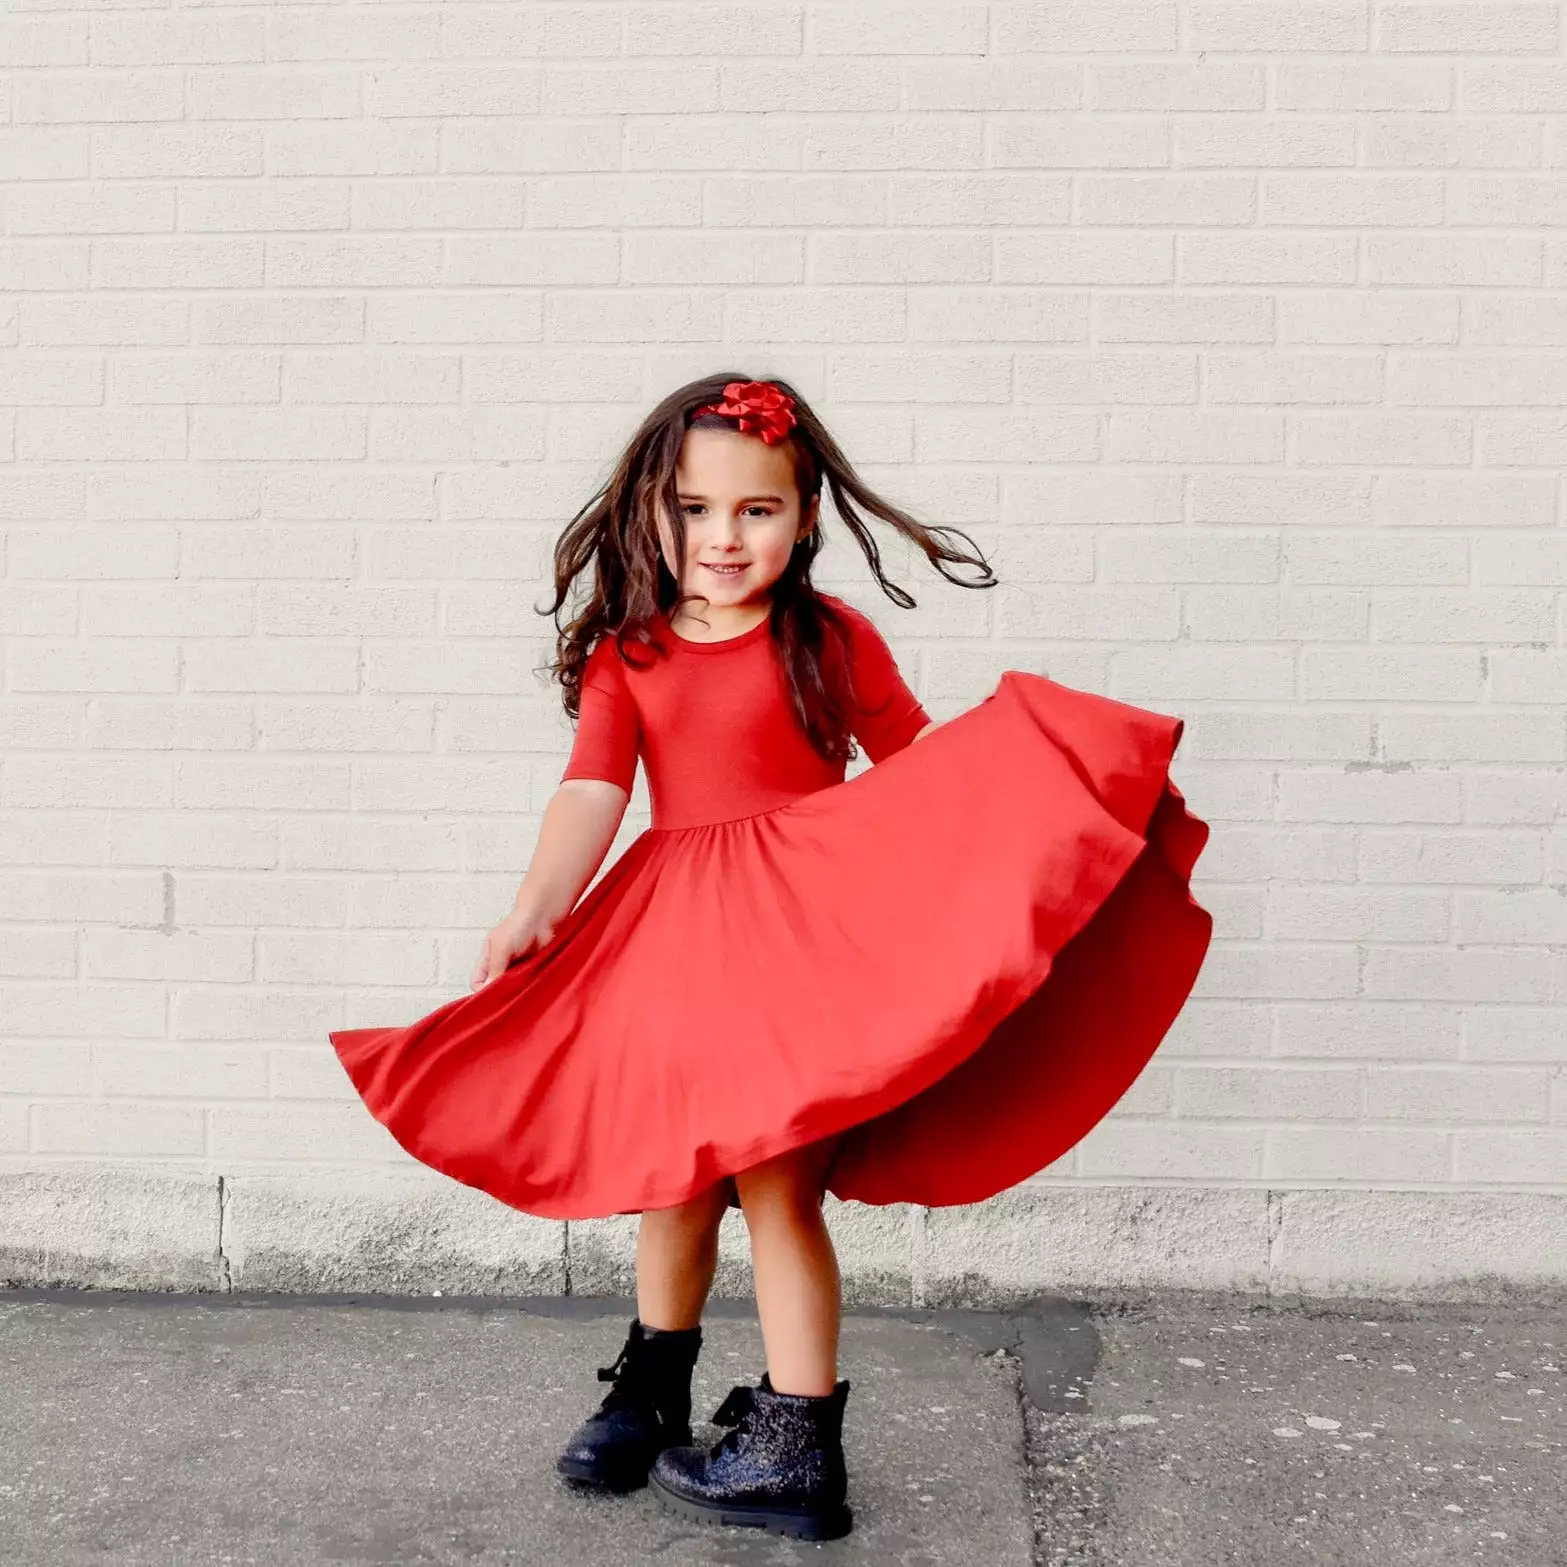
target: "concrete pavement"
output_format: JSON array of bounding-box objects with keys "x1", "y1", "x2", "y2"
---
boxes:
[{"x1": 1, "y1": 1289, "x2": 1561, "y2": 1565}]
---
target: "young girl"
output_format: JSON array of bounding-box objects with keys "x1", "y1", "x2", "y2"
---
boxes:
[{"x1": 330, "y1": 375, "x2": 1212, "y2": 1542}]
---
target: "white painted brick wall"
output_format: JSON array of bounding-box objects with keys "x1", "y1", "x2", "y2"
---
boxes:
[{"x1": 3, "y1": 3, "x2": 1565, "y2": 1225}]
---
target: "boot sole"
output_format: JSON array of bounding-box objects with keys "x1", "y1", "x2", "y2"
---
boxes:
[
  {"x1": 555, "y1": 1454, "x2": 650, "y2": 1494},
  {"x1": 647, "y1": 1471, "x2": 853, "y2": 1541}
]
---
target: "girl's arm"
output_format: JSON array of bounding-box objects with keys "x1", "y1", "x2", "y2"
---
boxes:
[
  {"x1": 911, "y1": 720, "x2": 940, "y2": 742},
  {"x1": 512, "y1": 778, "x2": 630, "y2": 924}
]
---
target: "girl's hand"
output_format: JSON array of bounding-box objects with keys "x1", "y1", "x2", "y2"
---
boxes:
[{"x1": 471, "y1": 904, "x2": 559, "y2": 990}]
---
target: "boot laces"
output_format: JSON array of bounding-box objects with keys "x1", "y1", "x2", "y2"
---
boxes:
[
  {"x1": 709, "y1": 1383, "x2": 760, "y2": 1455},
  {"x1": 594, "y1": 1342, "x2": 657, "y2": 1415}
]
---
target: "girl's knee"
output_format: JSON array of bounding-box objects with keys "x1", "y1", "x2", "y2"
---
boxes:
[
  {"x1": 734, "y1": 1144, "x2": 835, "y2": 1221},
  {"x1": 642, "y1": 1180, "x2": 730, "y2": 1233}
]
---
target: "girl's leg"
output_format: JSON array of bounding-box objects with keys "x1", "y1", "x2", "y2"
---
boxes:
[
  {"x1": 558, "y1": 1181, "x2": 732, "y2": 1491},
  {"x1": 635, "y1": 1178, "x2": 732, "y2": 1330},
  {"x1": 733, "y1": 1136, "x2": 842, "y2": 1397}
]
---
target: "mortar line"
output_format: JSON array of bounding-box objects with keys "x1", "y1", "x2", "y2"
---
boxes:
[
  {"x1": 1266, "y1": 1188, "x2": 1284, "y2": 1297},
  {"x1": 216, "y1": 1175, "x2": 232, "y2": 1293}
]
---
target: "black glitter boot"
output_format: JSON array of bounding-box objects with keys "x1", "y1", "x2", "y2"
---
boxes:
[
  {"x1": 555, "y1": 1319, "x2": 703, "y2": 1493},
  {"x1": 647, "y1": 1373, "x2": 853, "y2": 1541}
]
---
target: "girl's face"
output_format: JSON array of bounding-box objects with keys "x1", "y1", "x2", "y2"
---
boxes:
[{"x1": 658, "y1": 427, "x2": 818, "y2": 617}]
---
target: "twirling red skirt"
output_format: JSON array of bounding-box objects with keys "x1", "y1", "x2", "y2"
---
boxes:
[{"x1": 330, "y1": 671, "x2": 1213, "y2": 1219}]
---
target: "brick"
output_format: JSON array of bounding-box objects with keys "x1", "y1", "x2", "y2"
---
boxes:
[
  {"x1": 1229, "y1": 352, "x2": 1386, "y2": 407},
  {"x1": 1176, "y1": 1065, "x2": 1364, "y2": 1120},
  {"x1": 0, "y1": 1043, "x2": 92, "y2": 1096},
  {"x1": 2, "y1": 15, "x2": 88, "y2": 66},
  {"x1": 208, "y1": 1104, "x2": 397, "y2": 1162},
  {"x1": 1266, "y1": 1127, "x2": 1451, "y2": 1182},
  {"x1": 1364, "y1": 117, "x2": 1541, "y2": 169},
  {"x1": 283, "y1": 351, "x2": 457, "y2": 405},
  {"x1": 994, "y1": 118, "x2": 1167, "y2": 171},
  {"x1": 0, "y1": 240, "x2": 88, "y2": 295},
  {"x1": 1275, "y1": 1002, "x2": 1462, "y2": 1061},
  {"x1": 1111, "y1": 645, "x2": 1295, "y2": 700},
  {"x1": 1279, "y1": 769, "x2": 1464, "y2": 825},
  {"x1": 999, "y1": 234, "x2": 1172, "y2": 286},
  {"x1": 269, "y1": 8, "x2": 440, "y2": 61},
  {"x1": 1302, "y1": 648, "x2": 1482, "y2": 702},
  {"x1": 1076, "y1": 1123, "x2": 1266, "y2": 1180},
  {"x1": 110, "y1": 352, "x2": 279, "y2": 405},
  {"x1": 1297, "y1": 412, "x2": 1473, "y2": 465},
  {"x1": 0, "y1": 355, "x2": 103, "y2": 407},
  {"x1": 188, "y1": 68, "x2": 359, "y2": 121},
  {"x1": 33, "y1": 1104, "x2": 205, "y2": 1158},
  {"x1": 1455, "y1": 889, "x2": 1567, "y2": 945},
  {"x1": 1184, "y1": 709, "x2": 1373, "y2": 761},
  {"x1": 908, "y1": 60, "x2": 1084, "y2": 113},
  {"x1": 1372, "y1": 588, "x2": 1553, "y2": 643},
  {"x1": 14, "y1": 71, "x2": 183, "y2": 124},
  {"x1": 1281, "y1": 290, "x2": 1459, "y2": 345},
  {"x1": 1276, "y1": 61, "x2": 1452, "y2": 111},
  {"x1": 1090, "y1": 62, "x2": 1264, "y2": 112},
  {"x1": 1452, "y1": 1130, "x2": 1567, "y2": 1183},
  {"x1": 997, "y1": 6, "x2": 1178, "y2": 52},
  {"x1": 0, "y1": 129, "x2": 89, "y2": 182},
  {"x1": 352, "y1": 178, "x2": 526, "y2": 233},
  {"x1": 1190, "y1": 4, "x2": 1367, "y2": 51},
  {"x1": 1364, "y1": 947, "x2": 1552, "y2": 1004},
  {"x1": 90, "y1": 13, "x2": 265, "y2": 66},
  {"x1": 1464, "y1": 772, "x2": 1567, "y2": 826},
  {"x1": 1176, "y1": 117, "x2": 1354, "y2": 169},
  {"x1": 1380, "y1": 713, "x2": 1565, "y2": 764},
  {"x1": 1368, "y1": 1065, "x2": 1549, "y2": 1123},
  {"x1": 1463, "y1": 62, "x2": 1567, "y2": 111},
  {"x1": 192, "y1": 408, "x2": 365, "y2": 461},
  {"x1": 266, "y1": 237, "x2": 441, "y2": 289},
  {"x1": 195, "y1": 295, "x2": 363, "y2": 346},
  {"x1": 1286, "y1": 533, "x2": 1467, "y2": 585},
  {"x1": 179, "y1": 182, "x2": 348, "y2": 234},
  {"x1": 12, "y1": 526, "x2": 175, "y2": 579},
  {"x1": 1078, "y1": 174, "x2": 1256, "y2": 227},
  {"x1": 447, "y1": 6, "x2": 619, "y2": 57},
  {"x1": 370, "y1": 66, "x2": 544, "y2": 118},
  {"x1": 1263, "y1": 173, "x2": 1444, "y2": 227},
  {"x1": 7, "y1": 183, "x2": 173, "y2": 236},
  {"x1": 267, "y1": 123, "x2": 439, "y2": 178},
  {"x1": 1464, "y1": 1008, "x2": 1567, "y2": 1064},
  {"x1": 21, "y1": 297, "x2": 187, "y2": 347},
  {"x1": 94, "y1": 125, "x2": 259, "y2": 179},
  {"x1": 94, "y1": 1044, "x2": 269, "y2": 1100},
  {"x1": 1104, "y1": 529, "x2": 1277, "y2": 583},
  {"x1": 1376, "y1": 473, "x2": 1554, "y2": 527},
  {"x1": 1384, "y1": 5, "x2": 1558, "y2": 53},
  {"x1": 1266, "y1": 886, "x2": 1450, "y2": 942},
  {"x1": 1196, "y1": 943, "x2": 1360, "y2": 1000},
  {"x1": 1360, "y1": 830, "x2": 1543, "y2": 886},
  {"x1": 17, "y1": 408, "x2": 185, "y2": 462}
]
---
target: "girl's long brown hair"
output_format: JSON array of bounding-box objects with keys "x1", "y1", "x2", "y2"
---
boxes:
[{"x1": 540, "y1": 371, "x2": 997, "y2": 764}]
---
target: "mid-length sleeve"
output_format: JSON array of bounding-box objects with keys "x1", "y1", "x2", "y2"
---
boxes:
[
  {"x1": 560, "y1": 637, "x2": 639, "y2": 792},
  {"x1": 832, "y1": 601, "x2": 932, "y2": 764}
]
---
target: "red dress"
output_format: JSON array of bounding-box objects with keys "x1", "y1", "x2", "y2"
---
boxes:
[{"x1": 329, "y1": 594, "x2": 1213, "y2": 1219}]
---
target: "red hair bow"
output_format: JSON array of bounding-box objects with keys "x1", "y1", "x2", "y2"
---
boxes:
[{"x1": 690, "y1": 380, "x2": 798, "y2": 445}]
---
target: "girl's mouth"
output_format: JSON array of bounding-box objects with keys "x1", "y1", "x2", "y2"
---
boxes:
[{"x1": 704, "y1": 563, "x2": 747, "y2": 576}]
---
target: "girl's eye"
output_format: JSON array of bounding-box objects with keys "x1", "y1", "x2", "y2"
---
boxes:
[{"x1": 681, "y1": 504, "x2": 771, "y2": 517}]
